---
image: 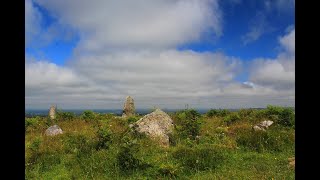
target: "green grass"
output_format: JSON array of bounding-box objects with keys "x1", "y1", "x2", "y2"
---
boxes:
[{"x1": 25, "y1": 107, "x2": 295, "y2": 179}]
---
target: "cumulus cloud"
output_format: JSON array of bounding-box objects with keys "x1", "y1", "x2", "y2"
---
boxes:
[
  {"x1": 249, "y1": 28, "x2": 295, "y2": 92},
  {"x1": 34, "y1": 0, "x2": 222, "y2": 52},
  {"x1": 25, "y1": 1, "x2": 295, "y2": 109}
]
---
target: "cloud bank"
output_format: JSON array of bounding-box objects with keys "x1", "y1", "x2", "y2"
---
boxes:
[{"x1": 25, "y1": 0, "x2": 294, "y2": 109}]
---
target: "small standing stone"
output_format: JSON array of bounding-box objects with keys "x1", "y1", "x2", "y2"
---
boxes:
[
  {"x1": 49, "y1": 105, "x2": 56, "y2": 119},
  {"x1": 45, "y1": 125, "x2": 63, "y2": 136},
  {"x1": 122, "y1": 96, "x2": 135, "y2": 118}
]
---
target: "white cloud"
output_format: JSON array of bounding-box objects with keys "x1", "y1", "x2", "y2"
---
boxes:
[
  {"x1": 249, "y1": 28, "x2": 295, "y2": 91},
  {"x1": 34, "y1": 0, "x2": 222, "y2": 52},
  {"x1": 25, "y1": 0, "x2": 42, "y2": 46},
  {"x1": 25, "y1": 1, "x2": 295, "y2": 109}
]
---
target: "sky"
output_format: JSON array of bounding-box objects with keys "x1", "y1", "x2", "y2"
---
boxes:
[{"x1": 25, "y1": 0, "x2": 295, "y2": 109}]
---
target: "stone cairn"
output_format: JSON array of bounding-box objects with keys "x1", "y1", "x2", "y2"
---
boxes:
[
  {"x1": 49, "y1": 105, "x2": 56, "y2": 120},
  {"x1": 122, "y1": 96, "x2": 135, "y2": 118}
]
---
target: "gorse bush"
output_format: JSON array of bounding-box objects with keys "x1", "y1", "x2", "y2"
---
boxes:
[
  {"x1": 174, "y1": 109, "x2": 202, "y2": 140},
  {"x1": 223, "y1": 112, "x2": 241, "y2": 125},
  {"x1": 25, "y1": 117, "x2": 40, "y2": 130},
  {"x1": 80, "y1": 110, "x2": 96, "y2": 121},
  {"x1": 127, "y1": 116, "x2": 139, "y2": 124},
  {"x1": 235, "y1": 128, "x2": 294, "y2": 152},
  {"x1": 96, "y1": 125, "x2": 112, "y2": 149},
  {"x1": 116, "y1": 137, "x2": 149, "y2": 173},
  {"x1": 172, "y1": 145, "x2": 225, "y2": 172},
  {"x1": 64, "y1": 134, "x2": 93, "y2": 154},
  {"x1": 264, "y1": 105, "x2": 295, "y2": 127},
  {"x1": 206, "y1": 109, "x2": 230, "y2": 117},
  {"x1": 57, "y1": 111, "x2": 76, "y2": 121}
]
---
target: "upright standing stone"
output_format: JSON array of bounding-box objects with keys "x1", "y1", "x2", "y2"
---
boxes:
[
  {"x1": 49, "y1": 105, "x2": 56, "y2": 119},
  {"x1": 122, "y1": 96, "x2": 135, "y2": 118}
]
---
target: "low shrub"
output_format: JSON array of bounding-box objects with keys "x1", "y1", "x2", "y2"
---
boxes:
[
  {"x1": 127, "y1": 116, "x2": 139, "y2": 124},
  {"x1": 172, "y1": 145, "x2": 225, "y2": 172},
  {"x1": 265, "y1": 105, "x2": 295, "y2": 128},
  {"x1": 173, "y1": 109, "x2": 202, "y2": 140},
  {"x1": 235, "y1": 128, "x2": 294, "y2": 152},
  {"x1": 206, "y1": 109, "x2": 230, "y2": 117},
  {"x1": 96, "y1": 125, "x2": 112, "y2": 149},
  {"x1": 64, "y1": 134, "x2": 93, "y2": 154},
  {"x1": 57, "y1": 111, "x2": 76, "y2": 121},
  {"x1": 80, "y1": 110, "x2": 96, "y2": 121},
  {"x1": 223, "y1": 112, "x2": 241, "y2": 125}
]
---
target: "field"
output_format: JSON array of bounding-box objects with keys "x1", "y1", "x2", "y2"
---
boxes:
[{"x1": 25, "y1": 106, "x2": 295, "y2": 179}]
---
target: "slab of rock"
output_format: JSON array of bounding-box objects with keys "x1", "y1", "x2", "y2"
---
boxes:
[
  {"x1": 288, "y1": 157, "x2": 295, "y2": 169},
  {"x1": 122, "y1": 96, "x2": 135, "y2": 118},
  {"x1": 253, "y1": 120, "x2": 274, "y2": 131},
  {"x1": 132, "y1": 109, "x2": 173, "y2": 147},
  {"x1": 45, "y1": 125, "x2": 63, "y2": 136},
  {"x1": 49, "y1": 105, "x2": 56, "y2": 119}
]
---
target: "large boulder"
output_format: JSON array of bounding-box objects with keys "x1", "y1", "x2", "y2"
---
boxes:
[
  {"x1": 45, "y1": 125, "x2": 63, "y2": 136},
  {"x1": 122, "y1": 96, "x2": 135, "y2": 118},
  {"x1": 132, "y1": 109, "x2": 173, "y2": 147},
  {"x1": 253, "y1": 120, "x2": 274, "y2": 131},
  {"x1": 49, "y1": 105, "x2": 56, "y2": 119}
]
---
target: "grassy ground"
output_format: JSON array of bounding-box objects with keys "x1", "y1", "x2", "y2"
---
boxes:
[{"x1": 25, "y1": 106, "x2": 295, "y2": 179}]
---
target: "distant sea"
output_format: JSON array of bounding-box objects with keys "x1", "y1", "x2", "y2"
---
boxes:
[{"x1": 25, "y1": 108, "x2": 267, "y2": 118}]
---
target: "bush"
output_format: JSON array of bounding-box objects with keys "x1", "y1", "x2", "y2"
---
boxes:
[
  {"x1": 25, "y1": 117, "x2": 40, "y2": 130},
  {"x1": 127, "y1": 116, "x2": 139, "y2": 124},
  {"x1": 174, "y1": 109, "x2": 202, "y2": 140},
  {"x1": 223, "y1": 112, "x2": 241, "y2": 125},
  {"x1": 206, "y1": 109, "x2": 230, "y2": 117},
  {"x1": 172, "y1": 146, "x2": 225, "y2": 172},
  {"x1": 80, "y1": 110, "x2": 96, "y2": 121},
  {"x1": 265, "y1": 105, "x2": 295, "y2": 127},
  {"x1": 57, "y1": 111, "x2": 76, "y2": 121},
  {"x1": 96, "y1": 125, "x2": 112, "y2": 149},
  {"x1": 235, "y1": 128, "x2": 294, "y2": 152},
  {"x1": 116, "y1": 137, "x2": 149, "y2": 173},
  {"x1": 64, "y1": 134, "x2": 93, "y2": 154}
]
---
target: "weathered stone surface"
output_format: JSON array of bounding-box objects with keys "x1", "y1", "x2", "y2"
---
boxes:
[
  {"x1": 132, "y1": 109, "x2": 173, "y2": 147},
  {"x1": 45, "y1": 125, "x2": 63, "y2": 136},
  {"x1": 122, "y1": 96, "x2": 135, "y2": 118},
  {"x1": 253, "y1": 120, "x2": 274, "y2": 131},
  {"x1": 49, "y1": 105, "x2": 56, "y2": 119},
  {"x1": 288, "y1": 157, "x2": 295, "y2": 169}
]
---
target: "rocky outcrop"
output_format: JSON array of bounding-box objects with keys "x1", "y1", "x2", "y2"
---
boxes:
[
  {"x1": 132, "y1": 109, "x2": 173, "y2": 147},
  {"x1": 49, "y1": 105, "x2": 56, "y2": 119},
  {"x1": 45, "y1": 125, "x2": 63, "y2": 136},
  {"x1": 253, "y1": 120, "x2": 274, "y2": 131},
  {"x1": 122, "y1": 96, "x2": 135, "y2": 118}
]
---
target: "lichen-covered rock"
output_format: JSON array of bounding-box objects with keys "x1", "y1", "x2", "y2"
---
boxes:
[
  {"x1": 45, "y1": 125, "x2": 63, "y2": 136},
  {"x1": 253, "y1": 120, "x2": 274, "y2": 131},
  {"x1": 122, "y1": 96, "x2": 135, "y2": 118},
  {"x1": 49, "y1": 105, "x2": 56, "y2": 119},
  {"x1": 132, "y1": 109, "x2": 173, "y2": 147}
]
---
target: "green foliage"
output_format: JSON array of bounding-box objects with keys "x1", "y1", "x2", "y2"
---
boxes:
[
  {"x1": 96, "y1": 125, "x2": 112, "y2": 149},
  {"x1": 265, "y1": 105, "x2": 295, "y2": 127},
  {"x1": 172, "y1": 145, "x2": 225, "y2": 172},
  {"x1": 80, "y1": 110, "x2": 96, "y2": 121},
  {"x1": 116, "y1": 137, "x2": 149, "y2": 173},
  {"x1": 236, "y1": 128, "x2": 294, "y2": 152},
  {"x1": 30, "y1": 137, "x2": 42, "y2": 152},
  {"x1": 223, "y1": 112, "x2": 241, "y2": 125},
  {"x1": 206, "y1": 109, "x2": 230, "y2": 117},
  {"x1": 25, "y1": 117, "x2": 40, "y2": 130},
  {"x1": 174, "y1": 109, "x2": 202, "y2": 140},
  {"x1": 157, "y1": 163, "x2": 180, "y2": 178},
  {"x1": 127, "y1": 116, "x2": 139, "y2": 124},
  {"x1": 64, "y1": 134, "x2": 93, "y2": 154},
  {"x1": 57, "y1": 111, "x2": 76, "y2": 121}
]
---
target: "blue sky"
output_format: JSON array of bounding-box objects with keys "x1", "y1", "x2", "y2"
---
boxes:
[{"x1": 25, "y1": 0, "x2": 295, "y2": 109}]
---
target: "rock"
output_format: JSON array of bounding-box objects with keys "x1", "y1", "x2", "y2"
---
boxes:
[
  {"x1": 122, "y1": 96, "x2": 135, "y2": 118},
  {"x1": 253, "y1": 120, "x2": 274, "y2": 131},
  {"x1": 288, "y1": 157, "x2": 295, "y2": 169},
  {"x1": 49, "y1": 105, "x2": 56, "y2": 119},
  {"x1": 45, "y1": 125, "x2": 63, "y2": 136},
  {"x1": 132, "y1": 109, "x2": 173, "y2": 147}
]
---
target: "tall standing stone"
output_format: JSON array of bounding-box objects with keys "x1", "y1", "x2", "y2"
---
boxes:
[
  {"x1": 122, "y1": 96, "x2": 135, "y2": 118},
  {"x1": 49, "y1": 105, "x2": 56, "y2": 120}
]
